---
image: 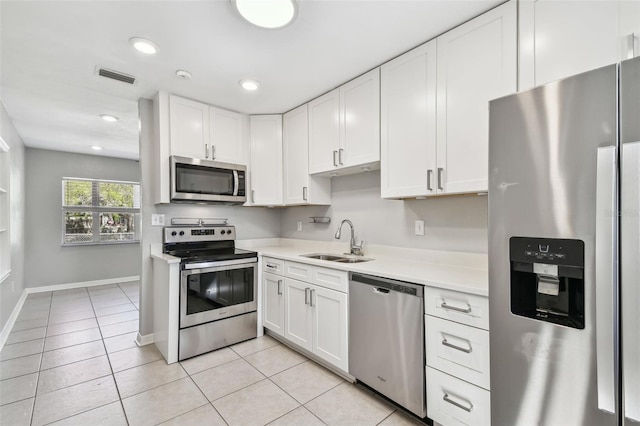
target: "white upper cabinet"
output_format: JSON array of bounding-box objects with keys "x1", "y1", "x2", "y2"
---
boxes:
[
  {"x1": 249, "y1": 115, "x2": 283, "y2": 206},
  {"x1": 209, "y1": 107, "x2": 245, "y2": 164},
  {"x1": 436, "y1": 0, "x2": 517, "y2": 195},
  {"x1": 308, "y1": 89, "x2": 340, "y2": 174},
  {"x1": 519, "y1": 0, "x2": 640, "y2": 91},
  {"x1": 381, "y1": 0, "x2": 516, "y2": 198},
  {"x1": 309, "y1": 69, "x2": 380, "y2": 176},
  {"x1": 283, "y1": 104, "x2": 331, "y2": 206},
  {"x1": 169, "y1": 95, "x2": 209, "y2": 160},
  {"x1": 381, "y1": 41, "x2": 437, "y2": 199}
]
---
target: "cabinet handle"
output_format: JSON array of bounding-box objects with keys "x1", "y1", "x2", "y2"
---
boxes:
[
  {"x1": 266, "y1": 263, "x2": 277, "y2": 269},
  {"x1": 305, "y1": 287, "x2": 310, "y2": 305},
  {"x1": 310, "y1": 289, "x2": 315, "y2": 307},
  {"x1": 627, "y1": 33, "x2": 637, "y2": 59},
  {"x1": 440, "y1": 301, "x2": 472, "y2": 314},
  {"x1": 277, "y1": 280, "x2": 282, "y2": 295},
  {"x1": 302, "y1": 186, "x2": 308, "y2": 201},
  {"x1": 442, "y1": 337, "x2": 473, "y2": 354},
  {"x1": 333, "y1": 150, "x2": 338, "y2": 167},
  {"x1": 443, "y1": 393, "x2": 473, "y2": 413},
  {"x1": 205, "y1": 144, "x2": 209, "y2": 159},
  {"x1": 427, "y1": 169, "x2": 433, "y2": 191},
  {"x1": 338, "y1": 149, "x2": 344, "y2": 165},
  {"x1": 437, "y1": 168, "x2": 444, "y2": 190},
  {"x1": 212, "y1": 145, "x2": 216, "y2": 160},
  {"x1": 251, "y1": 190, "x2": 255, "y2": 204}
]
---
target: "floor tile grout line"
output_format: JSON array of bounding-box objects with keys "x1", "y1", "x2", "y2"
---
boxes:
[{"x1": 87, "y1": 286, "x2": 132, "y2": 426}]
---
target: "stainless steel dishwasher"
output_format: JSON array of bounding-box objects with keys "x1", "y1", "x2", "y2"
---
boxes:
[{"x1": 349, "y1": 272, "x2": 426, "y2": 418}]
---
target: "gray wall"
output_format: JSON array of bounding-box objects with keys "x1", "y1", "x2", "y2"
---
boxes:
[
  {"x1": 138, "y1": 99, "x2": 281, "y2": 336},
  {"x1": 0, "y1": 102, "x2": 26, "y2": 330},
  {"x1": 24, "y1": 148, "x2": 142, "y2": 287},
  {"x1": 280, "y1": 171, "x2": 488, "y2": 253}
]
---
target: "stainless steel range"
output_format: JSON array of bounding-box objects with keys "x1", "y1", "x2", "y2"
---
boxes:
[{"x1": 163, "y1": 225, "x2": 258, "y2": 360}]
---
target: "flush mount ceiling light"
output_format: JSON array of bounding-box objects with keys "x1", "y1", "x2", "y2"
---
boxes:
[
  {"x1": 91, "y1": 145, "x2": 104, "y2": 151},
  {"x1": 239, "y1": 79, "x2": 261, "y2": 91},
  {"x1": 128, "y1": 37, "x2": 159, "y2": 55},
  {"x1": 176, "y1": 70, "x2": 192, "y2": 80},
  {"x1": 99, "y1": 114, "x2": 119, "y2": 122},
  {"x1": 233, "y1": 0, "x2": 297, "y2": 29}
]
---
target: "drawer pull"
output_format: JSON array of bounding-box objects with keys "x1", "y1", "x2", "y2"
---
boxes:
[
  {"x1": 442, "y1": 337, "x2": 473, "y2": 354},
  {"x1": 441, "y1": 301, "x2": 472, "y2": 314},
  {"x1": 266, "y1": 264, "x2": 277, "y2": 269},
  {"x1": 443, "y1": 393, "x2": 473, "y2": 412}
]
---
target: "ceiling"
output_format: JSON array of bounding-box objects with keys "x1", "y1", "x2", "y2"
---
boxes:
[{"x1": 0, "y1": 0, "x2": 502, "y2": 160}]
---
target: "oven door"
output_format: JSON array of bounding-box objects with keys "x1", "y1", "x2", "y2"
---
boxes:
[{"x1": 180, "y1": 259, "x2": 257, "y2": 328}]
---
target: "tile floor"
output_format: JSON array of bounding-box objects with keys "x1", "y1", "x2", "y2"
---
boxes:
[{"x1": 0, "y1": 282, "x2": 424, "y2": 426}]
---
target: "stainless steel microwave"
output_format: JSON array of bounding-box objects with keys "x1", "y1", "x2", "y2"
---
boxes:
[{"x1": 170, "y1": 156, "x2": 246, "y2": 204}]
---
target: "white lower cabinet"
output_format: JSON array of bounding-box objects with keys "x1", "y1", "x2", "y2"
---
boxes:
[
  {"x1": 427, "y1": 367, "x2": 491, "y2": 426},
  {"x1": 262, "y1": 257, "x2": 349, "y2": 373}
]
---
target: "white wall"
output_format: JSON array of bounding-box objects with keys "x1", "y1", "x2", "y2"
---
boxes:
[
  {"x1": 280, "y1": 171, "x2": 488, "y2": 253},
  {"x1": 138, "y1": 99, "x2": 281, "y2": 337},
  {"x1": 0, "y1": 102, "x2": 26, "y2": 331},
  {"x1": 24, "y1": 148, "x2": 142, "y2": 287}
]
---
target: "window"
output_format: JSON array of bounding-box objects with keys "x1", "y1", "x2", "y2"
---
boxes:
[
  {"x1": 62, "y1": 178, "x2": 140, "y2": 245},
  {"x1": 0, "y1": 136, "x2": 10, "y2": 281}
]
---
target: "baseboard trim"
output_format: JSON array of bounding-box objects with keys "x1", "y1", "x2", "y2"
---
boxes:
[
  {"x1": 136, "y1": 332, "x2": 154, "y2": 346},
  {"x1": 26, "y1": 276, "x2": 140, "y2": 294},
  {"x1": 0, "y1": 289, "x2": 29, "y2": 351}
]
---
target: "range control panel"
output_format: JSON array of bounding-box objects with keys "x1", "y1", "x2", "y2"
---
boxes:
[{"x1": 164, "y1": 226, "x2": 235, "y2": 243}]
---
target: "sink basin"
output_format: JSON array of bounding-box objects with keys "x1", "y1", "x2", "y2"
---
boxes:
[{"x1": 300, "y1": 253, "x2": 373, "y2": 263}]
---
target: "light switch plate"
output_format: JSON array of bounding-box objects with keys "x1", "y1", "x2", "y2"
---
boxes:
[
  {"x1": 297, "y1": 221, "x2": 303, "y2": 232},
  {"x1": 415, "y1": 220, "x2": 425, "y2": 236},
  {"x1": 152, "y1": 214, "x2": 165, "y2": 226}
]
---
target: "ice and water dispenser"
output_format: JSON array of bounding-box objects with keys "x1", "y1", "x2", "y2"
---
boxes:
[{"x1": 510, "y1": 237, "x2": 585, "y2": 329}]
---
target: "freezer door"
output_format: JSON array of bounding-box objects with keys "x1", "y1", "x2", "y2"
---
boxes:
[
  {"x1": 620, "y1": 56, "x2": 640, "y2": 425},
  {"x1": 488, "y1": 64, "x2": 618, "y2": 425}
]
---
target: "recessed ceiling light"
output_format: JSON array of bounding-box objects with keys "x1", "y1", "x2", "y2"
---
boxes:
[
  {"x1": 91, "y1": 145, "x2": 104, "y2": 151},
  {"x1": 233, "y1": 0, "x2": 297, "y2": 29},
  {"x1": 128, "y1": 37, "x2": 159, "y2": 55},
  {"x1": 176, "y1": 70, "x2": 192, "y2": 80},
  {"x1": 239, "y1": 79, "x2": 261, "y2": 91},
  {"x1": 100, "y1": 114, "x2": 119, "y2": 122}
]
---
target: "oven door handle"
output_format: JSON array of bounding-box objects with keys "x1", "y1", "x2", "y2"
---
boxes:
[{"x1": 183, "y1": 258, "x2": 258, "y2": 271}]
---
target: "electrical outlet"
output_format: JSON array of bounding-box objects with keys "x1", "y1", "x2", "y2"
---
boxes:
[
  {"x1": 415, "y1": 220, "x2": 425, "y2": 236},
  {"x1": 151, "y1": 214, "x2": 165, "y2": 226},
  {"x1": 297, "y1": 221, "x2": 303, "y2": 232}
]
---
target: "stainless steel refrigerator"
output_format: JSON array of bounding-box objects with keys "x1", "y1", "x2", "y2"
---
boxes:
[{"x1": 488, "y1": 57, "x2": 639, "y2": 425}]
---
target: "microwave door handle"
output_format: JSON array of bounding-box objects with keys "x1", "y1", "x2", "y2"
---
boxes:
[{"x1": 233, "y1": 170, "x2": 239, "y2": 196}]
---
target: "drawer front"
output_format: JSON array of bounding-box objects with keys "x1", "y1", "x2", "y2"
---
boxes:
[
  {"x1": 427, "y1": 367, "x2": 490, "y2": 426},
  {"x1": 425, "y1": 316, "x2": 490, "y2": 390},
  {"x1": 425, "y1": 288, "x2": 489, "y2": 330},
  {"x1": 312, "y1": 266, "x2": 348, "y2": 293},
  {"x1": 285, "y1": 261, "x2": 313, "y2": 282},
  {"x1": 263, "y1": 257, "x2": 284, "y2": 275}
]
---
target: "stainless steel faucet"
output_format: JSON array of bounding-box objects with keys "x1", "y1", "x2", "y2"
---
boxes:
[{"x1": 335, "y1": 219, "x2": 364, "y2": 256}]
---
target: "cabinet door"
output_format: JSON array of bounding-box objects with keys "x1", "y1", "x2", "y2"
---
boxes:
[
  {"x1": 436, "y1": 0, "x2": 516, "y2": 195},
  {"x1": 210, "y1": 107, "x2": 245, "y2": 164},
  {"x1": 284, "y1": 278, "x2": 313, "y2": 351},
  {"x1": 249, "y1": 115, "x2": 283, "y2": 206},
  {"x1": 340, "y1": 68, "x2": 380, "y2": 168},
  {"x1": 169, "y1": 95, "x2": 209, "y2": 159},
  {"x1": 283, "y1": 104, "x2": 310, "y2": 205},
  {"x1": 311, "y1": 285, "x2": 348, "y2": 372},
  {"x1": 308, "y1": 89, "x2": 340, "y2": 174},
  {"x1": 380, "y1": 40, "x2": 437, "y2": 199},
  {"x1": 519, "y1": 0, "x2": 625, "y2": 90},
  {"x1": 263, "y1": 272, "x2": 285, "y2": 337}
]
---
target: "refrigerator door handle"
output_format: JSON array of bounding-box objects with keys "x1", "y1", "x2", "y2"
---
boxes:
[
  {"x1": 595, "y1": 146, "x2": 618, "y2": 415},
  {"x1": 622, "y1": 141, "x2": 640, "y2": 422}
]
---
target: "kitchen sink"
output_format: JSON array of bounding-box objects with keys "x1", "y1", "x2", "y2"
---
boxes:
[{"x1": 301, "y1": 253, "x2": 373, "y2": 263}]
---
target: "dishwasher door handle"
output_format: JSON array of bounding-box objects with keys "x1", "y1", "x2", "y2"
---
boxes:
[{"x1": 373, "y1": 287, "x2": 390, "y2": 295}]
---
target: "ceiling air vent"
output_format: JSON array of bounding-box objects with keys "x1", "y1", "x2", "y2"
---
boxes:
[{"x1": 97, "y1": 67, "x2": 136, "y2": 85}]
